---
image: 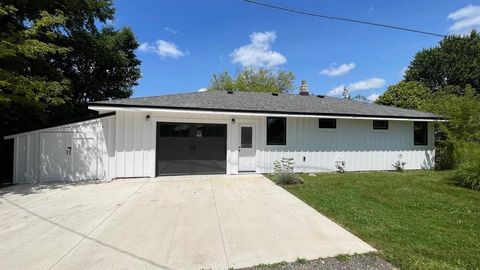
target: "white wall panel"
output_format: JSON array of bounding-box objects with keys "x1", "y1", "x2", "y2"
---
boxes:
[
  {"x1": 10, "y1": 115, "x2": 115, "y2": 183},
  {"x1": 255, "y1": 118, "x2": 435, "y2": 173}
]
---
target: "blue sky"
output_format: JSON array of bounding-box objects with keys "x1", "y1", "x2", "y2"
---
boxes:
[{"x1": 113, "y1": 0, "x2": 480, "y2": 100}]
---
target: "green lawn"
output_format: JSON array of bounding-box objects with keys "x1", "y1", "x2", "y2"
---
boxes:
[{"x1": 281, "y1": 171, "x2": 480, "y2": 270}]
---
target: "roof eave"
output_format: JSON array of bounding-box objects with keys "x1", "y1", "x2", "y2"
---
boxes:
[{"x1": 88, "y1": 104, "x2": 445, "y2": 122}]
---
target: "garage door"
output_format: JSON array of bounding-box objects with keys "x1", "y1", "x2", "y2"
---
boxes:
[{"x1": 156, "y1": 122, "x2": 227, "y2": 175}]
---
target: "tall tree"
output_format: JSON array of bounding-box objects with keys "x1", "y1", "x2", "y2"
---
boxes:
[
  {"x1": 404, "y1": 30, "x2": 480, "y2": 93},
  {"x1": 0, "y1": 0, "x2": 141, "y2": 130},
  {"x1": 208, "y1": 68, "x2": 295, "y2": 93},
  {"x1": 376, "y1": 81, "x2": 430, "y2": 110}
]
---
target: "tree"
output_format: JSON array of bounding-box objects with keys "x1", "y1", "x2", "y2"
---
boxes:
[
  {"x1": 376, "y1": 81, "x2": 430, "y2": 110},
  {"x1": 208, "y1": 68, "x2": 295, "y2": 93},
  {"x1": 404, "y1": 30, "x2": 480, "y2": 93},
  {"x1": 0, "y1": 0, "x2": 141, "y2": 129},
  {"x1": 0, "y1": 5, "x2": 71, "y2": 134}
]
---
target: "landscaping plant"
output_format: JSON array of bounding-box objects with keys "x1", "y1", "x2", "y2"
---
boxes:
[
  {"x1": 392, "y1": 155, "x2": 406, "y2": 172},
  {"x1": 335, "y1": 158, "x2": 346, "y2": 173},
  {"x1": 454, "y1": 142, "x2": 480, "y2": 190},
  {"x1": 272, "y1": 158, "x2": 303, "y2": 185}
]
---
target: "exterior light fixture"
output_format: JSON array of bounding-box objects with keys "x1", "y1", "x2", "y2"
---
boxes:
[
  {"x1": 231, "y1": 118, "x2": 235, "y2": 124},
  {"x1": 145, "y1": 114, "x2": 151, "y2": 121}
]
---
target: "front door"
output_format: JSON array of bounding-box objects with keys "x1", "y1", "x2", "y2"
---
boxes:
[{"x1": 238, "y1": 124, "x2": 256, "y2": 172}]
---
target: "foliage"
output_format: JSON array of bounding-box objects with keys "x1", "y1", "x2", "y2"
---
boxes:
[
  {"x1": 0, "y1": 0, "x2": 141, "y2": 136},
  {"x1": 404, "y1": 30, "x2": 480, "y2": 93},
  {"x1": 335, "y1": 158, "x2": 346, "y2": 173},
  {"x1": 272, "y1": 158, "x2": 303, "y2": 185},
  {"x1": 208, "y1": 68, "x2": 295, "y2": 93},
  {"x1": 376, "y1": 81, "x2": 430, "y2": 110},
  {"x1": 392, "y1": 155, "x2": 406, "y2": 172},
  {"x1": 286, "y1": 171, "x2": 480, "y2": 269},
  {"x1": 454, "y1": 142, "x2": 480, "y2": 190},
  {"x1": 421, "y1": 86, "x2": 480, "y2": 142}
]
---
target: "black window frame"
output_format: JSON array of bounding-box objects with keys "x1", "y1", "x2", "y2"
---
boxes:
[
  {"x1": 373, "y1": 120, "x2": 389, "y2": 130},
  {"x1": 318, "y1": 118, "x2": 337, "y2": 129},
  {"x1": 266, "y1": 117, "x2": 286, "y2": 145},
  {"x1": 414, "y1": 121, "x2": 428, "y2": 146}
]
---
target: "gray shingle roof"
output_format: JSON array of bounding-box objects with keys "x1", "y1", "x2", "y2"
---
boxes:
[{"x1": 90, "y1": 91, "x2": 441, "y2": 119}]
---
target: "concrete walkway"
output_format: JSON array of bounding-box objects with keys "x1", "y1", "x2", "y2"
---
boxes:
[{"x1": 0, "y1": 175, "x2": 374, "y2": 269}]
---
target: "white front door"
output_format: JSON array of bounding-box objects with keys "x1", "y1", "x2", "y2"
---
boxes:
[{"x1": 238, "y1": 124, "x2": 256, "y2": 172}]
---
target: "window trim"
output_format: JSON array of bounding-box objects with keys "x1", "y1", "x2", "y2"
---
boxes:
[
  {"x1": 266, "y1": 117, "x2": 287, "y2": 145},
  {"x1": 373, "y1": 120, "x2": 389, "y2": 130},
  {"x1": 318, "y1": 118, "x2": 337, "y2": 129},
  {"x1": 414, "y1": 121, "x2": 428, "y2": 146}
]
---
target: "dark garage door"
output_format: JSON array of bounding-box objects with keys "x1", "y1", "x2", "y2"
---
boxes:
[{"x1": 156, "y1": 122, "x2": 227, "y2": 175}]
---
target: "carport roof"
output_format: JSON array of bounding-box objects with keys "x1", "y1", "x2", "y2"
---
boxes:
[{"x1": 89, "y1": 91, "x2": 442, "y2": 120}]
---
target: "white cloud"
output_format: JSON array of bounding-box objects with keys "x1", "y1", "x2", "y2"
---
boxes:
[
  {"x1": 320, "y1": 63, "x2": 356, "y2": 76},
  {"x1": 326, "y1": 78, "x2": 386, "y2": 96},
  {"x1": 326, "y1": 84, "x2": 345, "y2": 96},
  {"x1": 230, "y1": 31, "x2": 286, "y2": 68},
  {"x1": 349, "y1": 78, "x2": 385, "y2": 91},
  {"x1": 367, "y1": 93, "x2": 381, "y2": 102},
  {"x1": 197, "y1": 88, "x2": 208, "y2": 92},
  {"x1": 164, "y1": 26, "x2": 178, "y2": 34},
  {"x1": 137, "y1": 40, "x2": 186, "y2": 58},
  {"x1": 447, "y1": 5, "x2": 480, "y2": 34}
]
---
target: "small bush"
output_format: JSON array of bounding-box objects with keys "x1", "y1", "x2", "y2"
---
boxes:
[
  {"x1": 335, "y1": 158, "x2": 346, "y2": 173},
  {"x1": 455, "y1": 142, "x2": 480, "y2": 190},
  {"x1": 272, "y1": 158, "x2": 304, "y2": 185},
  {"x1": 392, "y1": 155, "x2": 406, "y2": 172},
  {"x1": 273, "y1": 172, "x2": 304, "y2": 185}
]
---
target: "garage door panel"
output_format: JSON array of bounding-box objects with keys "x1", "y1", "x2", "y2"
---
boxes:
[{"x1": 156, "y1": 123, "x2": 226, "y2": 175}]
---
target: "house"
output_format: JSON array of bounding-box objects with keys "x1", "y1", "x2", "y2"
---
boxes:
[{"x1": 4, "y1": 82, "x2": 442, "y2": 183}]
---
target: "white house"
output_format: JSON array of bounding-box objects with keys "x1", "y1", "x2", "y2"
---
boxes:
[{"x1": 4, "y1": 85, "x2": 442, "y2": 183}]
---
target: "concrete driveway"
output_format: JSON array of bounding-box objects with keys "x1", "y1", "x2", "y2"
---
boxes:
[{"x1": 0, "y1": 175, "x2": 374, "y2": 269}]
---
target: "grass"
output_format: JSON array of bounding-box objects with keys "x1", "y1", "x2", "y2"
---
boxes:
[{"x1": 280, "y1": 170, "x2": 480, "y2": 270}]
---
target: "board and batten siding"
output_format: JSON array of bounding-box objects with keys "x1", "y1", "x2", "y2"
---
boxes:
[
  {"x1": 256, "y1": 117, "x2": 435, "y2": 173},
  {"x1": 10, "y1": 115, "x2": 116, "y2": 183},
  {"x1": 8, "y1": 110, "x2": 435, "y2": 184}
]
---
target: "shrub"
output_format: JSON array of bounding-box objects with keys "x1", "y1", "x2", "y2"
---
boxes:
[
  {"x1": 454, "y1": 142, "x2": 480, "y2": 190},
  {"x1": 335, "y1": 158, "x2": 346, "y2": 173},
  {"x1": 272, "y1": 158, "x2": 304, "y2": 185},
  {"x1": 392, "y1": 155, "x2": 406, "y2": 172}
]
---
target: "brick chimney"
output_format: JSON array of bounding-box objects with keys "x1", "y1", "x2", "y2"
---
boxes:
[{"x1": 299, "y1": 80, "x2": 309, "y2": 96}]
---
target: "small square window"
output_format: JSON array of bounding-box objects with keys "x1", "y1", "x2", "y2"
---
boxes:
[
  {"x1": 319, "y1": 119, "x2": 336, "y2": 129},
  {"x1": 267, "y1": 117, "x2": 286, "y2": 145},
  {"x1": 414, "y1": 122, "x2": 428, "y2": 145},
  {"x1": 373, "y1": 120, "x2": 389, "y2": 130}
]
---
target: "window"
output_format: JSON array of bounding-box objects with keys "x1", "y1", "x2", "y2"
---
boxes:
[
  {"x1": 267, "y1": 117, "x2": 286, "y2": 145},
  {"x1": 159, "y1": 124, "x2": 190, "y2": 137},
  {"x1": 373, "y1": 120, "x2": 389, "y2": 130},
  {"x1": 241, "y1": 127, "x2": 253, "y2": 148},
  {"x1": 319, "y1": 119, "x2": 336, "y2": 129},
  {"x1": 414, "y1": 122, "x2": 428, "y2": 145}
]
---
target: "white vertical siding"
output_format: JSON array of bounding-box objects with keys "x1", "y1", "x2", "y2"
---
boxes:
[
  {"x1": 10, "y1": 115, "x2": 115, "y2": 183},
  {"x1": 114, "y1": 111, "x2": 153, "y2": 178},
  {"x1": 255, "y1": 117, "x2": 435, "y2": 173},
  {"x1": 8, "y1": 110, "x2": 436, "y2": 184}
]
